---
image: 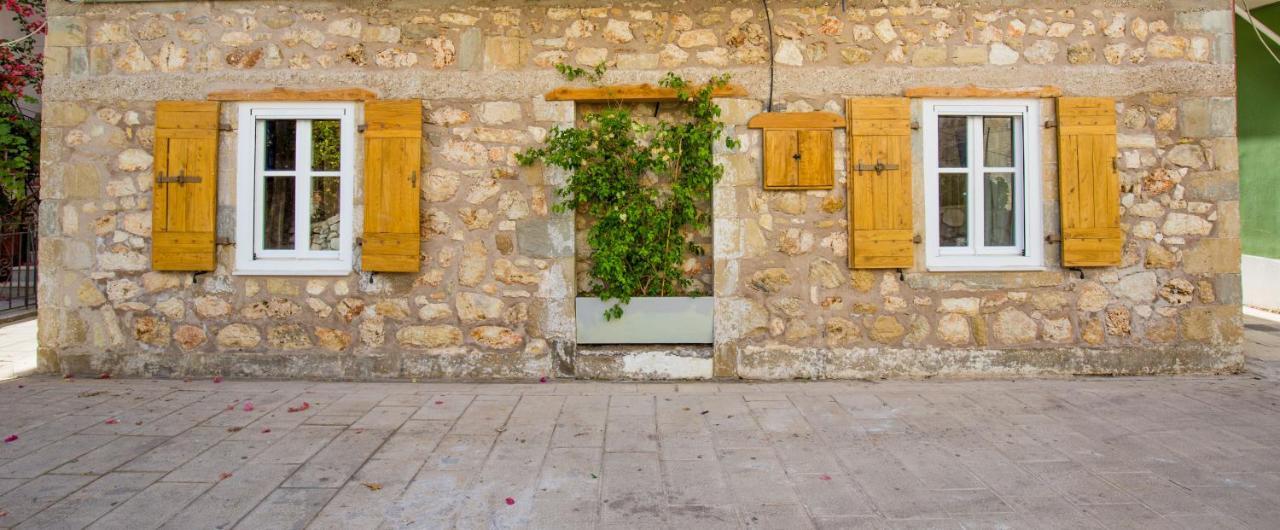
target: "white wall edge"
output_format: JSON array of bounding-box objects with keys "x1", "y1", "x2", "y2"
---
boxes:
[{"x1": 1243, "y1": 254, "x2": 1280, "y2": 312}]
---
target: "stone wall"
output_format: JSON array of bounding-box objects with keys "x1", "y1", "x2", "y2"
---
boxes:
[{"x1": 37, "y1": 0, "x2": 1243, "y2": 380}]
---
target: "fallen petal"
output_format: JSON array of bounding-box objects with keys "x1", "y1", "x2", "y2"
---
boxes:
[
  {"x1": 287, "y1": 402, "x2": 311, "y2": 413},
  {"x1": 3, "y1": 434, "x2": 17, "y2": 443},
  {"x1": 212, "y1": 376, "x2": 223, "y2": 383},
  {"x1": 243, "y1": 402, "x2": 255, "y2": 412},
  {"x1": 98, "y1": 372, "x2": 111, "y2": 379},
  {"x1": 819, "y1": 474, "x2": 832, "y2": 481},
  {"x1": 362, "y1": 481, "x2": 382, "y2": 491},
  {"x1": 105, "y1": 418, "x2": 119, "y2": 425},
  {"x1": 505, "y1": 497, "x2": 515, "y2": 506}
]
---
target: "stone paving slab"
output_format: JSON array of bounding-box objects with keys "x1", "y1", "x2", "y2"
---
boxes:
[{"x1": 2, "y1": 371, "x2": 1280, "y2": 528}]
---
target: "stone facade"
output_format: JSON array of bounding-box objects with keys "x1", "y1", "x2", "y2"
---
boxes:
[{"x1": 37, "y1": 0, "x2": 1243, "y2": 380}]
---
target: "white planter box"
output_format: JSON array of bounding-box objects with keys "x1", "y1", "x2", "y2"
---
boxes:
[{"x1": 576, "y1": 297, "x2": 714, "y2": 344}]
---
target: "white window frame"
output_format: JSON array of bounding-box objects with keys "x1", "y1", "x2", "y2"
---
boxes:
[
  {"x1": 234, "y1": 102, "x2": 357, "y2": 276},
  {"x1": 923, "y1": 99, "x2": 1044, "y2": 271}
]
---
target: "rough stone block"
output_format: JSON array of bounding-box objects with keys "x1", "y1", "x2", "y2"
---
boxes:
[
  {"x1": 516, "y1": 216, "x2": 573, "y2": 258},
  {"x1": 1183, "y1": 238, "x2": 1241, "y2": 274}
]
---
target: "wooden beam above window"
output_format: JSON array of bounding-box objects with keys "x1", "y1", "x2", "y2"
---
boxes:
[
  {"x1": 207, "y1": 87, "x2": 379, "y2": 102},
  {"x1": 904, "y1": 85, "x2": 1062, "y2": 99},
  {"x1": 543, "y1": 83, "x2": 748, "y2": 103}
]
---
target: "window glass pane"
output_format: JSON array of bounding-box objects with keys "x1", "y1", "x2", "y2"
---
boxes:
[
  {"x1": 311, "y1": 120, "x2": 341, "y2": 172},
  {"x1": 984, "y1": 172, "x2": 1017, "y2": 247},
  {"x1": 983, "y1": 117, "x2": 1015, "y2": 168},
  {"x1": 938, "y1": 116, "x2": 968, "y2": 168},
  {"x1": 263, "y1": 176, "x2": 295, "y2": 250},
  {"x1": 263, "y1": 120, "x2": 296, "y2": 171},
  {"x1": 939, "y1": 172, "x2": 968, "y2": 247},
  {"x1": 310, "y1": 177, "x2": 340, "y2": 251}
]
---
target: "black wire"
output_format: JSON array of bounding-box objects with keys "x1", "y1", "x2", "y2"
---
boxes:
[{"x1": 762, "y1": 0, "x2": 774, "y2": 112}]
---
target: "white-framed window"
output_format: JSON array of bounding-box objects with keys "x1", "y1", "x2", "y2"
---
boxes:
[
  {"x1": 922, "y1": 99, "x2": 1044, "y2": 271},
  {"x1": 235, "y1": 102, "x2": 357, "y2": 275}
]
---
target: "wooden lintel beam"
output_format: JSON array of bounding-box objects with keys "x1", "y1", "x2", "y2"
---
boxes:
[
  {"x1": 544, "y1": 83, "x2": 749, "y2": 103},
  {"x1": 207, "y1": 87, "x2": 379, "y2": 102},
  {"x1": 747, "y1": 111, "x2": 846, "y2": 129},
  {"x1": 904, "y1": 85, "x2": 1063, "y2": 99}
]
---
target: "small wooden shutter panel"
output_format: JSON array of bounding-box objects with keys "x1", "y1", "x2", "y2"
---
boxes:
[
  {"x1": 763, "y1": 130, "x2": 798, "y2": 188},
  {"x1": 362, "y1": 100, "x2": 423, "y2": 272},
  {"x1": 847, "y1": 98, "x2": 913, "y2": 269},
  {"x1": 152, "y1": 101, "x2": 219, "y2": 271},
  {"x1": 1058, "y1": 97, "x2": 1122, "y2": 267}
]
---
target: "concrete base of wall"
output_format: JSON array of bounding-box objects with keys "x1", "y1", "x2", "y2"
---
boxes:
[
  {"x1": 575, "y1": 345, "x2": 714, "y2": 380},
  {"x1": 1244, "y1": 254, "x2": 1280, "y2": 312},
  {"x1": 731, "y1": 344, "x2": 1245, "y2": 380}
]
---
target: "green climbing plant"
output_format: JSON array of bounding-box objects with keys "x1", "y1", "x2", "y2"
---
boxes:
[{"x1": 517, "y1": 67, "x2": 738, "y2": 320}]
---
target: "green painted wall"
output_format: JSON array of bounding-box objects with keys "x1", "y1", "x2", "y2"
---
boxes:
[{"x1": 1239, "y1": 5, "x2": 1280, "y2": 259}]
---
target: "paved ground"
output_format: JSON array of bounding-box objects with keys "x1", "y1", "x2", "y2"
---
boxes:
[{"x1": 0, "y1": 318, "x2": 1278, "y2": 528}]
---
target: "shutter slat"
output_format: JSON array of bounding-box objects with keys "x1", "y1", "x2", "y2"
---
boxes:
[
  {"x1": 1058, "y1": 97, "x2": 1121, "y2": 267},
  {"x1": 152, "y1": 101, "x2": 218, "y2": 271},
  {"x1": 361, "y1": 100, "x2": 423, "y2": 272},
  {"x1": 847, "y1": 98, "x2": 914, "y2": 269}
]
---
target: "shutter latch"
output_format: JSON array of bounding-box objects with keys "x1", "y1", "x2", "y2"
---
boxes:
[
  {"x1": 854, "y1": 161, "x2": 900, "y2": 174},
  {"x1": 156, "y1": 172, "x2": 202, "y2": 185}
]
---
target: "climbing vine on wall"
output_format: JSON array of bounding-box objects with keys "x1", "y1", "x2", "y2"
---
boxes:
[{"x1": 518, "y1": 68, "x2": 738, "y2": 320}]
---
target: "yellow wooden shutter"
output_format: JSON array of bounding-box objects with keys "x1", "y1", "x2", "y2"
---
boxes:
[
  {"x1": 1058, "y1": 97, "x2": 1121, "y2": 267},
  {"x1": 361, "y1": 100, "x2": 423, "y2": 272},
  {"x1": 847, "y1": 98, "x2": 913, "y2": 269},
  {"x1": 152, "y1": 101, "x2": 219, "y2": 271}
]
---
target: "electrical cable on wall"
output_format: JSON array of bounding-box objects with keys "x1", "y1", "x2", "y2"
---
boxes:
[
  {"x1": 1241, "y1": 0, "x2": 1280, "y2": 66},
  {"x1": 762, "y1": 0, "x2": 775, "y2": 112}
]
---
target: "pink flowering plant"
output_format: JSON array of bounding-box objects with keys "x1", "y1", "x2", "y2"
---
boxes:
[{"x1": 0, "y1": 0, "x2": 43, "y2": 230}]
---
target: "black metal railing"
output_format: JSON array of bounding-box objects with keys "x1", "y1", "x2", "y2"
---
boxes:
[{"x1": 0, "y1": 230, "x2": 36, "y2": 312}]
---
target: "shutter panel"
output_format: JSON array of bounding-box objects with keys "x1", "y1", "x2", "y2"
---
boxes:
[
  {"x1": 847, "y1": 98, "x2": 913, "y2": 269},
  {"x1": 152, "y1": 101, "x2": 219, "y2": 271},
  {"x1": 796, "y1": 129, "x2": 834, "y2": 189},
  {"x1": 763, "y1": 130, "x2": 797, "y2": 188},
  {"x1": 1058, "y1": 97, "x2": 1121, "y2": 267},
  {"x1": 361, "y1": 100, "x2": 423, "y2": 272}
]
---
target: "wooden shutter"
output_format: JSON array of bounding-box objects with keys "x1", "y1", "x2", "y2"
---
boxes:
[
  {"x1": 796, "y1": 129, "x2": 834, "y2": 189},
  {"x1": 847, "y1": 98, "x2": 913, "y2": 269},
  {"x1": 152, "y1": 101, "x2": 219, "y2": 271},
  {"x1": 1058, "y1": 97, "x2": 1121, "y2": 267},
  {"x1": 763, "y1": 130, "x2": 798, "y2": 188},
  {"x1": 361, "y1": 100, "x2": 423, "y2": 272}
]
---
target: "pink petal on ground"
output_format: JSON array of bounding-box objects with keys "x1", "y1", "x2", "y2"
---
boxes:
[
  {"x1": 105, "y1": 418, "x2": 119, "y2": 425},
  {"x1": 539, "y1": 376, "x2": 548, "y2": 383},
  {"x1": 212, "y1": 376, "x2": 223, "y2": 383},
  {"x1": 287, "y1": 402, "x2": 310, "y2": 413},
  {"x1": 3, "y1": 434, "x2": 17, "y2": 443},
  {"x1": 434, "y1": 401, "x2": 444, "y2": 405},
  {"x1": 261, "y1": 428, "x2": 272, "y2": 433},
  {"x1": 505, "y1": 497, "x2": 516, "y2": 506},
  {"x1": 98, "y1": 372, "x2": 111, "y2": 379},
  {"x1": 243, "y1": 402, "x2": 254, "y2": 412},
  {"x1": 819, "y1": 474, "x2": 832, "y2": 481}
]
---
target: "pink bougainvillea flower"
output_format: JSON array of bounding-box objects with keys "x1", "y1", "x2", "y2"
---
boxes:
[
  {"x1": 3, "y1": 434, "x2": 17, "y2": 443},
  {"x1": 287, "y1": 402, "x2": 310, "y2": 413},
  {"x1": 504, "y1": 497, "x2": 515, "y2": 506},
  {"x1": 105, "y1": 418, "x2": 119, "y2": 425},
  {"x1": 242, "y1": 402, "x2": 254, "y2": 412}
]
